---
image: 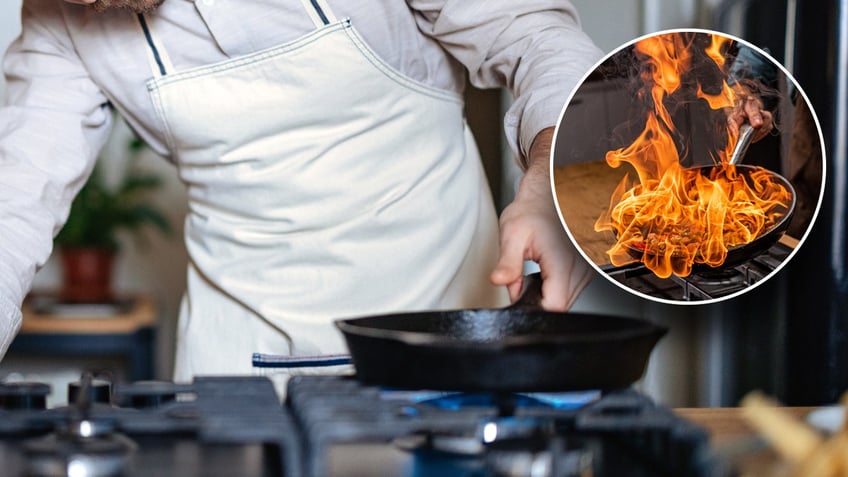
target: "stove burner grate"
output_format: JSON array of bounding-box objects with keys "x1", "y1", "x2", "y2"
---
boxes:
[
  {"x1": 602, "y1": 240, "x2": 794, "y2": 300},
  {"x1": 287, "y1": 376, "x2": 714, "y2": 477}
]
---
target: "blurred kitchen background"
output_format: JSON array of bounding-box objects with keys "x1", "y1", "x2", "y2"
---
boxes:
[{"x1": 0, "y1": 0, "x2": 845, "y2": 408}]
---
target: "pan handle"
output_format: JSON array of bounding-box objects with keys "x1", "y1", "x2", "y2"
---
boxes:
[
  {"x1": 505, "y1": 272, "x2": 543, "y2": 310},
  {"x1": 729, "y1": 123, "x2": 755, "y2": 165}
]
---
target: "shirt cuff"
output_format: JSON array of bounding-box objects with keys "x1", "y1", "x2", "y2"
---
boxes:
[
  {"x1": 0, "y1": 294, "x2": 23, "y2": 360},
  {"x1": 504, "y1": 95, "x2": 566, "y2": 169}
]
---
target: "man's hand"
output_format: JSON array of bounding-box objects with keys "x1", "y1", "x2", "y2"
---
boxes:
[
  {"x1": 727, "y1": 93, "x2": 773, "y2": 143},
  {"x1": 490, "y1": 127, "x2": 593, "y2": 311}
]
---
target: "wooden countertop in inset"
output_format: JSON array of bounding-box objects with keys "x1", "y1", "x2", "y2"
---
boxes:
[{"x1": 553, "y1": 161, "x2": 634, "y2": 267}]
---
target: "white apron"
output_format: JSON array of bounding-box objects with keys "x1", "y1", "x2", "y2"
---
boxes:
[{"x1": 138, "y1": 2, "x2": 507, "y2": 390}]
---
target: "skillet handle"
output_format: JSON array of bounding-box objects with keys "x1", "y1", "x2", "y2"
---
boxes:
[
  {"x1": 505, "y1": 272, "x2": 543, "y2": 310},
  {"x1": 729, "y1": 123, "x2": 755, "y2": 165}
]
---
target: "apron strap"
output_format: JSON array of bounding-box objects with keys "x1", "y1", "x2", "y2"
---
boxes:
[
  {"x1": 137, "y1": 3, "x2": 339, "y2": 76},
  {"x1": 135, "y1": 13, "x2": 175, "y2": 78},
  {"x1": 298, "y1": 0, "x2": 339, "y2": 28}
]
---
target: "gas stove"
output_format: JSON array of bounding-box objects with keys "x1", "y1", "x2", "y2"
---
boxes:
[
  {"x1": 0, "y1": 374, "x2": 299, "y2": 477},
  {"x1": 601, "y1": 240, "x2": 793, "y2": 301},
  {"x1": 288, "y1": 376, "x2": 714, "y2": 477},
  {"x1": 0, "y1": 374, "x2": 718, "y2": 476}
]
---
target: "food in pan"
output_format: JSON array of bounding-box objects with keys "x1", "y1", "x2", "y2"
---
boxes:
[{"x1": 597, "y1": 163, "x2": 793, "y2": 278}]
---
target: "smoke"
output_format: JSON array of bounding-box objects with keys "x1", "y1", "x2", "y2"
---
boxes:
[{"x1": 599, "y1": 32, "x2": 783, "y2": 168}]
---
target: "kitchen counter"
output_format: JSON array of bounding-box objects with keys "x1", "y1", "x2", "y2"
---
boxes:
[
  {"x1": 7, "y1": 294, "x2": 158, "y2": 381},
  {"x1": 21, "y1": 294, "x2": 156, "y2": 334},
  {"x1": 676, "y1": 406, "x2": 814, "y2": 444},
  {"x1": 675, "y1": 407, "x2": 817, "y2": 474}
]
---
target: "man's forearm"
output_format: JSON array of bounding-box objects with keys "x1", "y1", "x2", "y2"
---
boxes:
[{"x1": 524, "y1": 126, "x2": 556, "y2": 173}]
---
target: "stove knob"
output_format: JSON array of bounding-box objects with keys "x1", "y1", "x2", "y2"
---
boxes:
[
  {"x1": 68, "y1": 379, "x2": 112, "y2": 405},
  {"x1": 130, "y1": 392, "x2": 176, "y2": 409},
  {"x1": 0, "y1": 382, "x2": 51, "y2": 410},
  {"x1": 116, "y1": 381, "x2": 178, "y2": 409}
]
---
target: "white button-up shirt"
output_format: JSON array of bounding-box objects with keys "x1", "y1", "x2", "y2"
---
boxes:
[{"x1": 0, "y1": 0, "x2": 602, "y2": 355}]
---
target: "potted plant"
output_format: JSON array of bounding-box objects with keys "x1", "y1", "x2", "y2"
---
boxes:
[{"x1": 54, "y1": 138, "x2": 171, "y2": 303}]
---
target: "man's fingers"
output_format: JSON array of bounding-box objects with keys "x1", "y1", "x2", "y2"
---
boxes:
[
  {"x1": 753, "y1": 110, "x2": 774, "y2": 141},
  {"x1": 744, "y1": 97, "x2": 764, "y2": 127},
  {"x1": 538, "y1": 238, "x2": 591, "y2": 311},
  {"x1": 727, "y1": 113, "x2": 742, "y2": 136},
  {"x1": 506, "y1": 279, "x2": 524, "y2": 302},
  {"x1": 539, "y1": 274, "x2": 568, "y2": 311},
  {"x1": 491, "y1": 270, "x2": 523, "y2": 302},
  {"x1": 742, "y1": 104, "x2": 773, "y2": 142},
  {"x1": 490, "y1": 227, "x2": 528, "y2": 302},
  {"x1": 728, "y1": 97, "x2": 773, "y2": 143}
]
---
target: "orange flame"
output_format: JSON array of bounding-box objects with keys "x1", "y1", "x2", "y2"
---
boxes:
[{"x1": 594, "y1": 33, "x2": 792, "y2": 279}]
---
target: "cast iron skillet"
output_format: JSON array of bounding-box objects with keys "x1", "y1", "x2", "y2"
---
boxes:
[
  {"x1": 622, "y1": 164, "x2": 797, "y2": 272},
  {"x1": 335, "y1": 274, "x2": 668, "y2": 392}
]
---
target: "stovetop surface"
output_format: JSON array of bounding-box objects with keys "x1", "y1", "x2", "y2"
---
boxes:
[{"x1": 0, "y1": 374, "x2": 720, "y2": 477}]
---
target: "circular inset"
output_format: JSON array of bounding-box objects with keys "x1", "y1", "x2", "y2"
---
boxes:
[{"x1": 551, "y1": 29, "x2": 825, "y2": 305}]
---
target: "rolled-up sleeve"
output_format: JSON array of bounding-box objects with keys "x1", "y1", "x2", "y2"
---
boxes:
[
  {"x1": 0, "y1": 0, "x2": 112, "y2": 357},
  {"x1": 406, "y1": 0, "x2": 603, "y2": 163}
]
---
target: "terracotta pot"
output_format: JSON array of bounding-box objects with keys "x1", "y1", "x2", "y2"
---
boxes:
[{"x1": 59, "y1": 247, "x2": 116, "y2": 303}]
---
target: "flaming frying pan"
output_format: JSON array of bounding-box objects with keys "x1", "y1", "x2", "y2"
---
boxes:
[
  {"x1": 591, "y1": 31, "x2": 800, "y2": 279},
  {"x1": 621, "y1": 163, "x2": 796, "y2": 274}
]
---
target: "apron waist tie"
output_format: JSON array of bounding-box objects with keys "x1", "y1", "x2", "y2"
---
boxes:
[{"x1": 252, "y1": 353, "x2": 352, "y2": 369}]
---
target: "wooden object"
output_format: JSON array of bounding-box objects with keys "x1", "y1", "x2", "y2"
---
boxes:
[
  {"x1": 676, "y1": 407, "x2": 817, "y2": 474},
  {"x1": 553, "y1": 161, "x2": 635, "y2": 266},
  {"x1": 676, "y1": 407, "x2": 815, "y2": 445}
]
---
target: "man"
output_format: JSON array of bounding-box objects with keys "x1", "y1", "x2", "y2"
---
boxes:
[{"x1": 0, "y1": 0, "x2": 601, "y2": 384}]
